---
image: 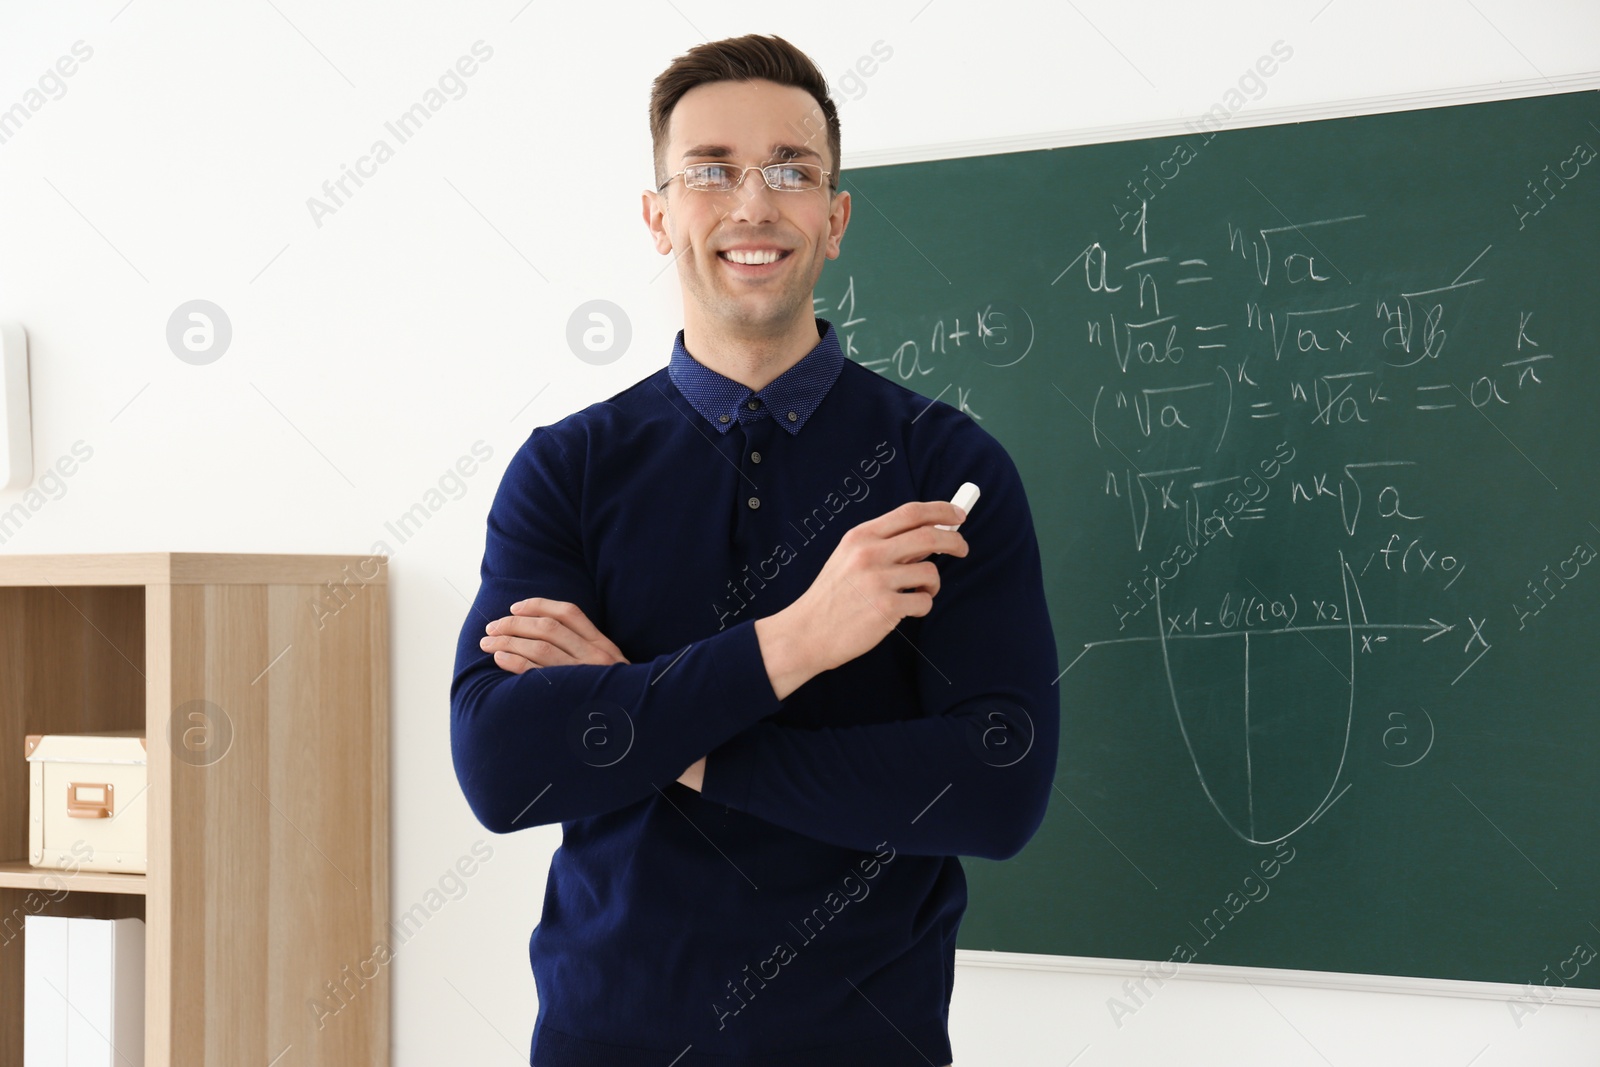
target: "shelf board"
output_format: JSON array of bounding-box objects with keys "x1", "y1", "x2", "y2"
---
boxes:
[
  {"x1": 0, "y1": 859, "x2": 146, "y2": 895},
  {"x1": 0, "y1": 551, "x2": 388, "y2": 586}
]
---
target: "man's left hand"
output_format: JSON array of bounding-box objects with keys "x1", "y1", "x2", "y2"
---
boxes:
[
  {"x1": 478, "y1": 598, "x2": 706, "y2": 791},
  {"x1": 479, "y1": 598, "x2": 629, "y2": 672}
]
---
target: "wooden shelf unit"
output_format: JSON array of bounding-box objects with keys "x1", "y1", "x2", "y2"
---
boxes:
[{"x1": 0, "y1": 553, "x2": 389, "y2": 1066}]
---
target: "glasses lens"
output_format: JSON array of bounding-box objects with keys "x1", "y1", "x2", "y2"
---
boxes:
[
  {"x1": 684, "y1": 163, "x2": 739, "y2": 191},
  {"x1": 765, "y1": 163, "x2": 822, "y2": 191}
]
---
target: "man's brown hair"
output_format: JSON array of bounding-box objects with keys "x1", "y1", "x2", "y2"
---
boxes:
[{"x1": 648, "y1": 33, "x2": 841, "y2": 193}]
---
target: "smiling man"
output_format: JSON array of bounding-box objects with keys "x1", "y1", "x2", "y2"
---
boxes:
[
  {"x1": 451, "y1": 33, "x2": 1058, "y2": 1067},
  {"x1": 646, "y1": 77, "x2": 839, "y2": 385}
]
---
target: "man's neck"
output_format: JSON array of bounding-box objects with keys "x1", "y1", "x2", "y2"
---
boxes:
[{"x1": 681, "y1": 313, "x2": 820, "y2": 393}]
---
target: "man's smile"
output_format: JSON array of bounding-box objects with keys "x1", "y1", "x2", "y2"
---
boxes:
[{"x1": 717, "y1": 247, "x2": 795, "y2": 273}]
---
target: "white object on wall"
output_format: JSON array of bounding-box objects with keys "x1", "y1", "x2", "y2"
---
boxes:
[{"x1": 0, "y1": 321, "x2": 32, "y2": 491}]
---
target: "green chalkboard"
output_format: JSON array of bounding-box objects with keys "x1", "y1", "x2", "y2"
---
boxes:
[{"x1": 817, "y1": 88, "x2": 1600, "y2": 989}]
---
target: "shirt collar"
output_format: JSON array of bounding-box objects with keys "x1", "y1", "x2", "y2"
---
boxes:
[{"x1": 667, "y1": 317, "x2": 845, "y2": 435}]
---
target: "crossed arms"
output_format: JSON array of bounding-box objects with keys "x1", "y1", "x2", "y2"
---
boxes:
[{"x1": 449, "y1": 427, "x2": 1059, "y2": 860}]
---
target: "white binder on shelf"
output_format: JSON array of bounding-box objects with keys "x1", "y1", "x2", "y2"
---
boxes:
[
  {"x1": 23, "y1": 915, "x2": 67, "y2": 1064},
  {"x1": 24, "y1": 915, "x2": 144, "y2": 1067}
]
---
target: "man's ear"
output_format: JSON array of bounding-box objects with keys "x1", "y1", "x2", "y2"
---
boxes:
[
  {"x1": 825, "y1": 189, "x2": 851, "y2": 260},
  {"x1": 641, "y1": 190, "x2": 673, "y2": 255}
]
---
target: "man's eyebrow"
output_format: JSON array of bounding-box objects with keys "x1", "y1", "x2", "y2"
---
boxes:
[{"x1": 681, "y1": 143, "x2": 822, "y2": 162}]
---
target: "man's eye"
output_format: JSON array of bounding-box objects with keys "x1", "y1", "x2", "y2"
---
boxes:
[{"x1": 695, "y1": 164, "x2": 737, "y2": 184}]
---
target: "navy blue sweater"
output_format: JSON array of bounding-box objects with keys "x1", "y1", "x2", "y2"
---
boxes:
[{"x1": 451, "y1": 317, "x2": 1059, "y2": 1066}]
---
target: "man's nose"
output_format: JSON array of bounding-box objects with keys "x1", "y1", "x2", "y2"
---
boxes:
[{"x1": 728, "y1": 170, "x2": 782, "y2": 223}]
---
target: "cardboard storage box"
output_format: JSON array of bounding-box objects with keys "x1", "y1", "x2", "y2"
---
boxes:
[{"x1": 25, "y1": 731, "x2": 147, "y2": 875}]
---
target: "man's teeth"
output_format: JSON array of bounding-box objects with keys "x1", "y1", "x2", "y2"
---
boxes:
[{"x1": 721, "y1": 249, "x2": 785, "y2": 265}]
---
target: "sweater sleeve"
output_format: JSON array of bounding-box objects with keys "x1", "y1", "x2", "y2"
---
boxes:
[
  {"x1": 450, "y1": 425, "x2": 783, "y2": 833},
  {"x1": 699, "y1": 430, "x2": 1061, "y2": 861}
]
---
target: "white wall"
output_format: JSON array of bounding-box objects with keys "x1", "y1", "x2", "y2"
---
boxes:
[{"x1": 1, "y1": 1, "x2": 1596, "y2": 1063}]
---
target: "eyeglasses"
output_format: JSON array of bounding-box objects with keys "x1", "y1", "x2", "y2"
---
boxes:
[{"x1": 658, "y1": 162, "x2": 834, "y2": 194}]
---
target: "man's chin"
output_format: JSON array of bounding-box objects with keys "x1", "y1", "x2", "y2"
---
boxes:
[{"x1": 710, "y1": 294, "x2": 807, "y2": 333}]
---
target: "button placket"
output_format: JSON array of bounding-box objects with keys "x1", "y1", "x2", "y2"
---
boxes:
[{"x1": 739, "y1": 413, "x2": 776, "y2": 515}]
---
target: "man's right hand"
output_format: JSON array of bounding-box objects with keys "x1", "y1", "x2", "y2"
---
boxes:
[{"x1": 757, "y1": 501, "x2": 968, "y2": 700}]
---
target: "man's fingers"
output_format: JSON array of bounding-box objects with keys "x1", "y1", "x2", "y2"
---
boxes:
[
  {"x1": 486, "y1": 612, "x2": 591, "y2": 662},
  {"x1": 897, "y1": 526, "x2": 967, "y2": 565},
  {"x1": 508, "y1": 598, "x2": 629, "y2": 663},
  {"x1": 858, "y1": 502, "x2": 969, "y2": 563},
  {"x1": 888, "y1": 523, "x2": 967, "y2": 566},
  {"x1": 484, "y1": 603, "x2": 631, "y2": 666},
  {"x1": 489, "y1": 649, "x2": 537, "y2": 675},
  {"x1": 894, "y1": 561, "x2": 942, "y2": 597},
  {"x1": 482, "y1": 633, "x2": 583, "y2": 668},
  {"x1": 510, "y1": 598, "x2": 605, "y2": 641},
  {"x1": 869, "y1": 500, "x2": 968, "y2": 539}
]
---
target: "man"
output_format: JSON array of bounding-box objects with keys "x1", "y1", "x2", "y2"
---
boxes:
[{"x1": 451, "y1": 32, "x2": 1058, "y2": 1067}]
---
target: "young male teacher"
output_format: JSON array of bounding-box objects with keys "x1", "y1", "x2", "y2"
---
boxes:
[{"x1": 451, "y1": 33, "x2": 1059, "y2": 1067}]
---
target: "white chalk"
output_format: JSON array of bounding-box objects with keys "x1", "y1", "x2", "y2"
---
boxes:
[{"x1": 935, "y1": 482, "x2": 980, "y2": 530}]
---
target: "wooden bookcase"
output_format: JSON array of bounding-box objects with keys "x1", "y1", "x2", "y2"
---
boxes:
[{"x1": 0, "y1": 554, "x2": 389, "y2": 1066}]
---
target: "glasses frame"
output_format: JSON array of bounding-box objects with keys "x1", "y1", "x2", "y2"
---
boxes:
[{"x1": 657, "y1": 161, "x2": 836, "y2": 195}]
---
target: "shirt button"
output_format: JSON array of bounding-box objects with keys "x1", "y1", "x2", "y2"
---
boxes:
[
  {"x1": 747, "y1": 496, "x2": 761, "y2": 510},
  {"x1": 718, "y1": 414, "x2": 729, "y2": 424},
  {"x1": 746, "y1": 400, "x2": 759, "y2": 411},
  {"x1": 787, "y1": 411, "x2": 798, "y2": 422},
  {"x1": 751, "y1": 451, "x2": 762, "y2": 463}
]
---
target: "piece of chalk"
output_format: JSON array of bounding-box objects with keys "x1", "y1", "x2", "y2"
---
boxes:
[{"x1": 935, "y1": 482, "x2": 980, "y2": 530}]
